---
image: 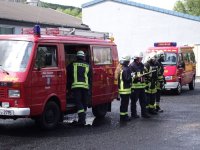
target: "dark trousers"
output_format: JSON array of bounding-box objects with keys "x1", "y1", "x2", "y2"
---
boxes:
[
  {"x1": 131, "y1": 89, "x2": 147, "y2": 115},
  {"x1": 156, "y1": 89, "x2": 161, "y2": 103},
  {"x1": 146, "y1": 93, "x2": 156, "y2": 109},
  {"x1": 120, "y1": 94, "x2": 130, "y2": 114},
  {"x1": 72, "y1": 88, "x2": 89, "y2": 112}
]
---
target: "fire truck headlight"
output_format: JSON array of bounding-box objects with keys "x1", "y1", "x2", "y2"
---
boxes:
[
  {"x1": 8, "y1": 90, "x2": 20, "y2": 98},
  {"x1": 165, "y1": 76, "x2": 172, "y2": 81}
]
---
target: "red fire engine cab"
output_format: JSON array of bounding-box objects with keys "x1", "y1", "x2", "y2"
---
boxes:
[
  {"x1": 147, "y1": 42, "x2": 196, "y2": 95},
  {"x1": 0, "y1": 25, "x2": 119, "y2": 129}
]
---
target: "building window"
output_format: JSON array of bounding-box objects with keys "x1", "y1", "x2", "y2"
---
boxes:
[{"x1": 0, "y1": 27, "x2": 14, "y2": 34}]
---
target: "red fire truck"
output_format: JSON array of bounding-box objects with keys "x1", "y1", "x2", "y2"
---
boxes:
[
  {"x1": 147, "y1": 42, "x2": 196, "y2": 95},
  {"x1": 0, "y1": 25, "x2": 119, "y2": 129}
]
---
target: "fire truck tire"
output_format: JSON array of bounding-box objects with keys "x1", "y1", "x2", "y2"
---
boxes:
[
  {"x1": 175, "y1": 82, "x2": 182, "y2": 95},
  {"x1": 36, "y1": 101, "x2": 60, "y2": 130},
  {"x1": 189, "y1": 77, "x2": 195, "y2": 90},
  {"x1": 92, "y1": 103, "x2": 108, "y2": 118}
]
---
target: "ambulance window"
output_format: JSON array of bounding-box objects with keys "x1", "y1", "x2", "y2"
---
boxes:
[
  {"x1": 93, "y1": 47, "x2": 112, "y2": 65},
  {"x1": 183, "y1": 53, "x2": 190, "y2": 63},
  {"x1": 35, "y1": 45, "x2": 58, "y2": 68},
  {"x1": 178, "y1": 53, "x2": 183, "y2": 63},
  {"x1": 190, "y1": 52, "x2": 195, "y2": 63}
]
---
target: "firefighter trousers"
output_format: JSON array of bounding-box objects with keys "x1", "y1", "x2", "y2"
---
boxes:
[
  {"x1": 120, "y1": 94, "x2": 130, "y2": 115},
  {"x1": 146, "y1": 93, "x2": 156, "y2": 109},
  {"x1": 131, "y1": 89, "x2": 147, "y2": 116},
  {"x1": 72, "y1": 88, "x2": 89, "y2": 123},
  {"x1": 156, "y1": 89, "x2": 161, "y2": 103}
]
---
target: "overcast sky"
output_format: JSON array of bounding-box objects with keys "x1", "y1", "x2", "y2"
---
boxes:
[{"x1": 40, "y1": 0, "x2": 178, "y2": 10}]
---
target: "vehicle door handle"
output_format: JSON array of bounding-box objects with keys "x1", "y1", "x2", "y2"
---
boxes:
[{"x1": 57, "y1": 71, "x2": 62, "y2": 77}]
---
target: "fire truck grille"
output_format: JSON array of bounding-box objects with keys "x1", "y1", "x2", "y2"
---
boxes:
[{"x1": 0, "y1": 88, "x2": 6, "y2": 98}]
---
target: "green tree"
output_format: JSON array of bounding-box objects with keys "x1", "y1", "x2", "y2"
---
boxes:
[
  {"x1": 71, "y1": 8, "x2": 80, "y2": 17},
  {"x1": 40, "y1": 2, "x2": 82, "y2": 18},
  {"x1": 173, "y1": 0, "x2": 200, "y2": 16}
]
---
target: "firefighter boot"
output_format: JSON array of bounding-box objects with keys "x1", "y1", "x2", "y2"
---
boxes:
[
  {"x1": 141, "y1": 113, "x2": 151, "y2": 118},
  {"x1": 120, "y1": 115, "x2": 131, "y2": 122},
  {"x1": 131, "y1": 113, "x2": 140, "y2": 119},
  {"x1": 78, "y1": 112, "x2": 86, "y2": 127},
  {"x1": 155, "y1": 105, "x2": 164, "y2": 113},
  {"x1": 148, "y1": 108, "x2": 158, "y2": 115}
]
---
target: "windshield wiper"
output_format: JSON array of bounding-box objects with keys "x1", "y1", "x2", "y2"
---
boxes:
[{"x1": 0, "y1": 65, "x2": 9, "y2": 75}]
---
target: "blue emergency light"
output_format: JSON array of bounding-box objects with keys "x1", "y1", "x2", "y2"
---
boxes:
[
  {"x1": 154, "y1": 42, "x2": 177, "y2": 47},
  {"x1": 33, "y1": 24, "x2": 41, "y2": 36}
]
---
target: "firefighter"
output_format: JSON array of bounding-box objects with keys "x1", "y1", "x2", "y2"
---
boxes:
[
  {"x1": 118, "y1": 56, "x2": 132, "y2": 122},
  {"x1": 155, "y1": 51, "x2": 166, "y2": 112},
  {"x1": 129, "y1": 53, "x2": 150, "y2": 118},
  {"x1": 67, "y1": 50, "x2": 91, "y2": 126},
  {"x1": 144, "y1": 52, "x2": 158, "y2": 115}
]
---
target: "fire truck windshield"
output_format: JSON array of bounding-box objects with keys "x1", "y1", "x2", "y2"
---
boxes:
[
  {"x1": 162, "y1": 52, "x2": 177, "y2": 65},
  {"x1": 0, "y1": 40, "x2": 33, "y2": 72}
]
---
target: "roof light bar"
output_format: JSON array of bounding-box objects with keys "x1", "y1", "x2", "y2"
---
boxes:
[
  {"x1": 21, "y1": 25, "x2": 111, "y2": 40},
  {"x1": 154, "y1": 42, "x2": 177, "y2": 47},
  {"x1": 33, "y1": 25, "x2": 41, "y2": 36},
  {"x1": 21, "y1": 28, "x2": 34, "y2": 34}
]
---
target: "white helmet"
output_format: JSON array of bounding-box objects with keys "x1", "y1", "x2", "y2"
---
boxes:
[
  {"x1": 156, "y1": 51, "x2": 165, "y2": 59},
  {"x1": 139, "y1": 52, "x2": 144, "y2": 58},
  {"x1": 133, "y1": 52, "x2": 143, "y2": 60},
  {"x1": 121, "y1": 55, "x2": 131, "y2": 62},
  {"x1": 145, "y1": 52, "x2": 157, "y2": 62},
  {"x1": 77, "y1": 50, "x2": 85, "y2": 57}
]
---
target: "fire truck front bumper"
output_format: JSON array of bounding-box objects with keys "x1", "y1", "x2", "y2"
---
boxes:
[
  {"x1": 0, "y1": 107, "x2": 30, "y2": 117},
  {"x1": 164, "y1": 82, "x2": 179, "y2": 90}
]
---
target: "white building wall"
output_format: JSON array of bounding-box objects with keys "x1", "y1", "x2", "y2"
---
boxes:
[
  {"x1": 82, "y1": 1, "x2": 200, "y2": 58},
  {"x1": 193, "y1": 45, "x2": 200, "y2": 78}
]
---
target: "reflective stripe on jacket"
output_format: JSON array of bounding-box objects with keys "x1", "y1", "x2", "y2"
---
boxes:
[
  {"x1": 118, "y1": 66, "x2": 132, "y2": 95},
  {"x1": 129, "y1": 62, "x2": 146, "y2": 89},
  {"x1": 71, "y1": 62, "x2": 89, "y2": 89},
  {"x1": 144, "y1": 62, "x2": 158, "y2": 94}
]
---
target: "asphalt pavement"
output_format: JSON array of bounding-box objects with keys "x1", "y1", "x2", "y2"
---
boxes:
[{"x1": 0, "y1": 82, "x2": 200, "y2": 150}]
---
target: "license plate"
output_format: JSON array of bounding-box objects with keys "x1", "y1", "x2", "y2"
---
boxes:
[{"x1": 0, "y1": 109, "x2": 14, "y2": 116}]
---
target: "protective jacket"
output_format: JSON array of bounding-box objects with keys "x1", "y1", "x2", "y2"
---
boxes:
[
  {"x1": 157, "y1": 59, "x2": 165, "y2": 90},
  {"x1": 144, "y1": 61, "x2": 158, "y2": 94},
  {"x1": 129, "y1": 62, "x2": 146, "y2": 89},
  {"x1": 67, "y1": 59, "x2": 91, "y2": 90},
  {"x1": 118, "y1": 65, "x2": 132, "y2": 94}
]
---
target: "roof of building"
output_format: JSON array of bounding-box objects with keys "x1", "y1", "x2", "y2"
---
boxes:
[
  {"x1": 0, "y1": 1, "x2": 89, "y2": 29},
  {"x1": 82, "y1": 0, "x2": 200, "y2": 22}
]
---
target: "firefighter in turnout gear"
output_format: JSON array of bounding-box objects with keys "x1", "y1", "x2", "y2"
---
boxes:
[
  {"x1": 118, "y1": 56, "x2": 132, "y2": 122},
  {"x1": 144, "y1": 52, "x2": 158, "y2": 115},
  {"x1": 129, "y1": 53, "x2": 150, "y2": 118},
  {"x1": 155, "y1": 51, "x2": 165, "y2": 112},
  {"x1": 67, "y1": 50, "x2": 91, "y2": 126}
]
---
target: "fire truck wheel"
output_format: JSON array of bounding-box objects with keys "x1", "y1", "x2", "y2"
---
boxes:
[
  {"x1": 175, "y1": 82, "x2": 182, "y2": 95},
  {"x1": 36, "y1": 101, "x2": 60, "y2": 130},
  {"x1": 92, "y1": 103, "x2": 108, "y2": 118},
  {"x1": 189, "y1": 77, "x2": 195, "y2": 90}
]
